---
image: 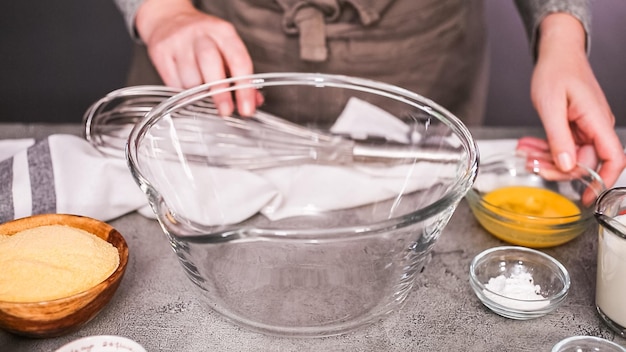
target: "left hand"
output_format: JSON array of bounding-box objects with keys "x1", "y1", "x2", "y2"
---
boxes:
[{"x1": 518, "y1": 13, "x2": 626, "y2": 188}]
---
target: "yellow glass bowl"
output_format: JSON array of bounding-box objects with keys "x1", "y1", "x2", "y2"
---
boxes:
[
  {"x1": 466, "y1": 151, "x2": 605, "y2": 248},
  {"x1": 0, "y1": 214, "x2": 128, "y2": 338}
]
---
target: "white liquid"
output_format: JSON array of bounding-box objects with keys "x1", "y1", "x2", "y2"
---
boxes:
[{"x1": 596, "y1": 214, "x2": 626, "y2": 328}]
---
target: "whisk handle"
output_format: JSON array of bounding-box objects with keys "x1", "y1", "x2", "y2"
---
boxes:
[{"x1": 352, "y1": 143, "x2": 462, "y2": 163}]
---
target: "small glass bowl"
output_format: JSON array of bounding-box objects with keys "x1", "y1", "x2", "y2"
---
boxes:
[
  {"x1": 551, "y1": 336, "x2": 626, "y2": 352},
  {"x1": 466, "y1": 150, "x2": 606, "y2": 248},
  {"x1": 469, "y1": 246, "x2": 570, "y2": 320}
]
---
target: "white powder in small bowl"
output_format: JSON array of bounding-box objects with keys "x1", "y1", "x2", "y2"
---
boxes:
[{"x1": 483, "y1": 271, "x2": 550, "y2": 310}]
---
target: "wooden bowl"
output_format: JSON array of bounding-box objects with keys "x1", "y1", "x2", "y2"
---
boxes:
[{"x1": 0, "y1": 214, "x2": 128, "y2": 338}]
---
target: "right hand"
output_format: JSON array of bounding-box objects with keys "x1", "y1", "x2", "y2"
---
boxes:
[
  {"x1": 522, "y1": 13, "x2": 626, "y2": 188},
  {"x1": 135, "y1": 0, "x2": 259, "y2": 116}
]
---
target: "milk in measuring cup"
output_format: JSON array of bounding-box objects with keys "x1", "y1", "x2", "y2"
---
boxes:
[{"x1": 596, "y1": 213, "x2": 626, "y2": 334}]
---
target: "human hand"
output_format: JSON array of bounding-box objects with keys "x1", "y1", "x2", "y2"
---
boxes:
[
  {"x1": 135, "y1": 0, "x2": 260, "y2": 116},
  {"x1": 517, "y1": 137, "x2": 605, "y2": 205},
  {"x1": 523, "y1": 13, "x2": 626, "y2": 187}
]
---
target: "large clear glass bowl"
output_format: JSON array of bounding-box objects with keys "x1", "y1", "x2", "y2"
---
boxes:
[{"x1": 126, "y1": 73, "x2": 478, "y2": 337}]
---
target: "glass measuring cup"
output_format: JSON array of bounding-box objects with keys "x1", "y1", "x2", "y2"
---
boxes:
[{"x1": 594, "y1": 187, "x2": 626, "y2": 338}]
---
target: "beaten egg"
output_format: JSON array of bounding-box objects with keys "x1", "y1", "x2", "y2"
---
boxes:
[{"x1": 473, "y1": 186, "x2": 581, "y2": 247}]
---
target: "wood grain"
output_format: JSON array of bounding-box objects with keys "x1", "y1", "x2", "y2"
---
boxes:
[{"x1": 0, "y1": 214, "x2": 129, "y2": 338}]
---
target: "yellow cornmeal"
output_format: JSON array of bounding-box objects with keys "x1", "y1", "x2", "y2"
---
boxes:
[{"x1": 0, "y1": 225, "x2": 119, "y2": 303}]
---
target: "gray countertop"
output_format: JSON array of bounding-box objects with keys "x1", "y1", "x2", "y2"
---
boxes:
[{"x1": 1, "y1": 124, "x2": 625, "y2": 352}]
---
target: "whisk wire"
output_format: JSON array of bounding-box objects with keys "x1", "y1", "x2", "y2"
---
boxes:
[{"x1": 84, "y1": 86, "x2": 463, "y2": 169}]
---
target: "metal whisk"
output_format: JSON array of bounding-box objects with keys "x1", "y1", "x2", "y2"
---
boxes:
[
  {"x1": 84, "y1": 85, "x2": 463, "y2": 169},
  {"x1": 84, "y1": 86, "x2": 181, "y2": 158}
]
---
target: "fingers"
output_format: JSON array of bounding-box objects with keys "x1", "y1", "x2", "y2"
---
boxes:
[
  {"x1": 210, "y1": 23, "x2": 256, "y2": 116},
  {"x1": 591, "y1": 128, "x2": 626, "y2": 188},
  {"x1": 516, "y1": 137, "x2": 549, "y2": 153},
  {"x1": 574, "y1": 144, "x2": 597, "y2": 171},
  {"x1": 150, "y1": 39, "x2": 206, "y2": 89},
  {"x1": 138, "y1": 4, "x2": 257, "y2": 116},
  {"x1": 528, "y1": 66, "x2": 579, "y2": 173},
  {"x1": 517, "y1": 134, "x2": 624, "y2": 188},
  {"x1": 173, "y1": 27, "x2": 256, "y2": 116},
  {"x1": 148, "y1": 41, "x2": 185, "y2": 88},
  {"x1": 193, "y1": 34, "x2": 234, "y2": 115},
  {"x1": 532, "y1": 89, "x2": 625, "y2": 187},
  {"x1": 177, "y1": 41, "x2": 206, "y2": 88},
  {"x1": 534, "y1": 92, "x2": 579, "y2": 173}
]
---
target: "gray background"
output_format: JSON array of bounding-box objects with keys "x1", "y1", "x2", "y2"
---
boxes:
[{"x1": 0, "y1": 1, "x2": 624, "y2": 126}]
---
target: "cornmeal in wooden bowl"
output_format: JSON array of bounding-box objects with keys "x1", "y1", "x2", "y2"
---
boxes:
[
  {"x1": 0, "y1": 214, "x2": 128, "y2": 337},
  {"x1": 0, "y1": 225, "x2": 120, "y2": 302}
]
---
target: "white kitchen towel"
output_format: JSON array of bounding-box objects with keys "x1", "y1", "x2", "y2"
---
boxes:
[
  {"x1": 4, "y1": 97, "x2": 623, "y2": 225},
  {"x1": 2, "y1": 133, "x2": 622, "y2": 226},
  {"x1": 143, "y1": 156, "x2": 456, "y2": 226},
  {"x1": 0, "y1": 134, "x2": 147, "y2": 223},
  {"x1": 131, "y1": 98, "x2": 463, "y2": 225},
  {"x1": 0, "y1": 139, "x2": 35, "y2": 161}
]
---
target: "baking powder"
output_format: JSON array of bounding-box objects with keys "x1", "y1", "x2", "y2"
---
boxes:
[{"x1": 483, "y1": 271, "x2": 549, "y2": 310}]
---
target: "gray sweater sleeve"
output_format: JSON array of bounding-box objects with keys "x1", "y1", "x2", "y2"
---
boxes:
[
  {"x1": 113, "y1": 0, "x2": 145, "y2": 41},
  {"x1": 514, "y1": 0, "x2": 591, "y2": 58}
]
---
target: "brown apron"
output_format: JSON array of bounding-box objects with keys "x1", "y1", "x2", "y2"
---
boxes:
[{"x1": 127, "y1": 0, "x2": 488, "y2": 125}]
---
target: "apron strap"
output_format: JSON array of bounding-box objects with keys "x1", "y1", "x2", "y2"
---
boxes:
[
  {"x1": 276, "y1": 0, "x2": 396, "y2": 62},
  {"x1": 294, "y1": 7, "x2": 328, "y2": 61}
]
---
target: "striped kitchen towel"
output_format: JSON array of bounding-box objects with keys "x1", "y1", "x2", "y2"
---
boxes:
[{"x1": 0, "y1": 134, "x2": 147, "y2": 223}]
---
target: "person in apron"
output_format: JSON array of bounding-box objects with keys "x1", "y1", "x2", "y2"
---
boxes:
[{"x1": 113, "y1": 0, "x2": 625, "y2": 187}]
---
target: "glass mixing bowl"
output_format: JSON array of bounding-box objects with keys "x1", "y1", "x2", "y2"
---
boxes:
[{"x1": 126, "y1": 73, "x2": 478, "y2": 337}]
